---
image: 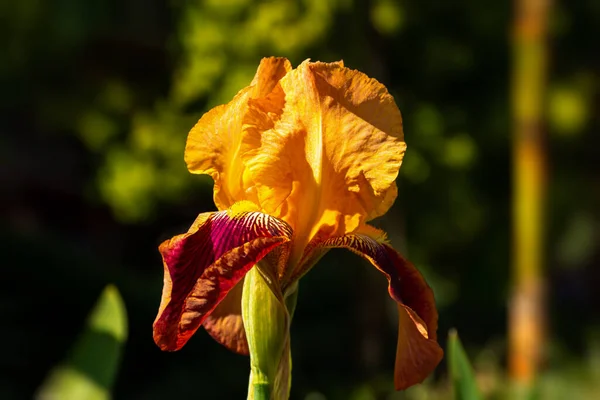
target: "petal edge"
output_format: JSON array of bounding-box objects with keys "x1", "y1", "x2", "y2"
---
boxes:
[
  {"x1": 316, "y1": 230, "x2": 443, "y2": 390},
  {"x1": 153, "y1": 210, "x2": 292, "y2": 351}
]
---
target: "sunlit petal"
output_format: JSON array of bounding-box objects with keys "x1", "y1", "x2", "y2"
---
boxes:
[
  {"x1": 242, "y1": 60, "x2": 405, "y2": 267},
  {"x1": 312, "y1": 227, "x2": 442, "y2": 390},
  {"x1": 153, "y1": 205, "x2": 293, "y2": 351},
  {"x1": 185, "y1": 57, "x2": 291, "y2": 209}
]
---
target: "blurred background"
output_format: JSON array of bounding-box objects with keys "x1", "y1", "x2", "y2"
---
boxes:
[{"x1": 2, "y1": 0, "x2": 599, "y2": 399}]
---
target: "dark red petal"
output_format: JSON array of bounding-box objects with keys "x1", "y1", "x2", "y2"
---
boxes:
[
  {"x1": 153, "y1": 210, "x2": 292, "y2": 351},
  {"x1": 319, "y1": 233, "x2": 443, "y2": 390},
  {"x1": 202, "y1": 279, "x2": 249, "y2": 355}
]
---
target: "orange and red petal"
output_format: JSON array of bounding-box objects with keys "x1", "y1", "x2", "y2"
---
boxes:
[
  {"x1": 318, "y1": 231, "x2": 443, "y2": 390},
  {"x1": 395, "y1": 303, "x2": 444, "y2": 390},
  {"x1": 153, "y1": 209, "x2": 292, "y2": 351}
]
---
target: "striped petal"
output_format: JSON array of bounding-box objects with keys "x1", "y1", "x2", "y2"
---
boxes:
[
  {"x1": 153, "y1": 205, "x2": 293, "y2": 351},
  {"x1": 315, "y1": 228, "x2": 443, "y2": 390}
]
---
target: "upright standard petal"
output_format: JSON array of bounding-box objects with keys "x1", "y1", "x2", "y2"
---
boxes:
[
  {"x1": 309, "y1": 228, "x2": 443, "y2": 390},
  {"x1": 185, "y1": 57, "x2": 291, "y2": 209},
  {"x1": 242, "y1": 60, "x2": 405, "y2": 268},
  {"x1": 153, "y1": 205, "x2": 293, "y2": 351}
]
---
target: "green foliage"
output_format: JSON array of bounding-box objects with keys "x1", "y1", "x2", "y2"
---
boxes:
[
  {"x1": 35, "y1": 285, "x2": 128, "y2": 400},
  {"x1": 370, "y1": 0, "x2": 405, "y2": 36},
  {"x1": 548, "y1": 73, "x2": 595, "y2": 137},
  {"x1": 448, "y1": 330, "x2": 483, "y2": 400},
  {"x1": 92, "y1": 0, "x2": 351, "y2": 222}
]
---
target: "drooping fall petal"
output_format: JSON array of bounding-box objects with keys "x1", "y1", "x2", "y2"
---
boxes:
[
  {"x1": 242, "y1": 60, "x2": 405, "y2": 251},
  {"x1": 185, "y1": 57, "x2": 291, "y2": 210},
  {"x1": 202, "y1": 279, "x2": 249, "y2": 355},
  {"x1": 313, "y1": 228, "x2": 443, "y2": 390},
  {"x1": 153, "y1": 205, "x2": 293, "y2": 351}
]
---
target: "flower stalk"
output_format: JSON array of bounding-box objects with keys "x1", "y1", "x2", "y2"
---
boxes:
[{"x1": 242, "y1": 265, "x2": 292, "y2": 400}]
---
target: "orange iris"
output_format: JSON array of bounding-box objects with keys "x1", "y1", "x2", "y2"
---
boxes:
[{"x1": 153, "y1": 57, "x2": 443, "y2": 391}]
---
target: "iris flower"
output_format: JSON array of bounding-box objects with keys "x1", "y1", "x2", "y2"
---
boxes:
[{"x1": 153, "y1": 57, "x2": 443, "y2": 398}]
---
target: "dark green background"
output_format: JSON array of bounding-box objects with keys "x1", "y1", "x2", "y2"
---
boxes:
[{"x1": 2, "y1": 0, "x2": 599, "y2": 398}]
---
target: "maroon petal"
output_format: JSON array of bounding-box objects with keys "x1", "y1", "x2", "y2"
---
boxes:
[
  {"x1": 153, "y1": 209, "x2": 292, "y2": 351},
  {"x1": 318, "y1": 231, "x2": 443, "y2": 390},
  {"x1": 202, "y1": 278, "x2": 249, "y2": 355}
]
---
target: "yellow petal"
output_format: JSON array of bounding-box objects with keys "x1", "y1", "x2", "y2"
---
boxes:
[
  {"x1": 250, "y1": 58, "x2": 293, "y2": 98},
  {"x1": 185, "y1": 57, "x2": 292, "y2": 210},
  {"x1": 242, "y1": 60, "x2": 405, "y2": 266}
]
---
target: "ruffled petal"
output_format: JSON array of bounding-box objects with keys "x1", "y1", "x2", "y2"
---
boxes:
[
  {"x1": 185, "y1": 88, "x2": 253, "y2": 209},
  {"x1": 185, "y1": 57, "x2": 291, "y2": 209},
  {"x1": 314, "y1": 228, "x2": 442, "y2": 390},
  {"x1": 309, "y1": 61, "x2": 405, "y2": 224},
  {"x1": 153, "y1": 205, "x2": 293, "y2": 351},
  {"x1": 241, "y1": 59, "x2": 405, "y2": 267}
]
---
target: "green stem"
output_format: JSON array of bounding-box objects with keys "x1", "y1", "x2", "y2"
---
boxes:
[
  {"x1": 242, "y1": 266, "x2": 294, "y2": 400},
  {"x1": 252, "y1": 380, "x2": 271, "y2": 400}
]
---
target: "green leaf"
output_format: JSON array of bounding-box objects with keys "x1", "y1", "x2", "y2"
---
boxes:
[
  {"x1": 36, "y1": 285, "x2": 128, "y2": 400},
  {"x1": 448, "y1": 329, "x2": 484, "y2": 400}
]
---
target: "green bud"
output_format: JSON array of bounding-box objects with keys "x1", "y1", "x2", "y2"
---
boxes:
[{"x1": 242, "y1": 264, "x2": 291, "y2": 400}]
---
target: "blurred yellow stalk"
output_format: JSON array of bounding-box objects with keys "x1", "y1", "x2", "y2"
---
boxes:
[{"x1": 509, "y1": 0, "x2": 551, "y2": 396}]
